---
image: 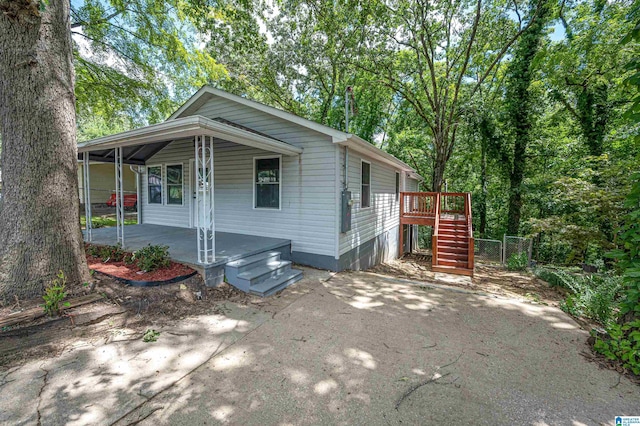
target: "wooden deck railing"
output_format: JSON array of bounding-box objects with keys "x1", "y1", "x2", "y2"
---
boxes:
[
  {"x1": 400, "y1": 192, "x2": 437, "y2": 218},
  {"x1": 400, "y1": 191, "x2": 474, "y2": 272}
]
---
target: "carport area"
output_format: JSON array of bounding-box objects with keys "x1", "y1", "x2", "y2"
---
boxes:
[{"x1": 2, "y1": 270, "x2": 638, "y2": 425}]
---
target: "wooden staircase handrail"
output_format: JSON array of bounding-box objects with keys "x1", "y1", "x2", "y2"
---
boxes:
[
  {"x1": 465, "y1": 192, "x2": 474, "y2": 270},
  {"x1": 432, "y1": 193, "x2": 441, "y2": 267}
]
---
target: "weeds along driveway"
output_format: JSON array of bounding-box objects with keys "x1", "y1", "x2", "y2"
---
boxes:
[{"x1": 2, "y1": 268, "x2": 639, "y2": 425}]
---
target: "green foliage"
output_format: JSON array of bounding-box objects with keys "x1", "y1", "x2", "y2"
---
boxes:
[
  {"x1": 142, "y1": 329, "x2": 160, "y2": 343},
  {"x1": 507, "y1": 252, "x2": 529, "y2": 271},
  {"x1": 535, "y1": 266, "x2": 623, "y2": 325},
  {"x1": 593, "y1": 320, "x2": 640, "y2": 375},
  {"x1": 131, "y1": 245, "x2": 170, "y2": 272},
  {"x1": 42, "y1": 271, "x2": 71, "y2": 317},
  {"x1": 97, "y1": 244, "x2": 126, "y2": 263}
]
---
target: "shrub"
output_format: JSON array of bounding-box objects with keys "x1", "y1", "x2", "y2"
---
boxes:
[
  {"x1": 42, "y1": 270, "x2": 70, "y2": 317},
  {"x1": 535, "y1": 267, "x2": 623, "y2": 325},
  {"x1": 131, "y1": 245, "x2": 170, "y2": 272},
  {"x1": 593, "y1": 320, "x2": 640, "y2": 375},
  {"x1": 507, "y1": 252, "x2": 529, "y2": 271},
  {"x1": 98, "y1": 244, "x2": 126, "y2": 262},
  {"x1": 85, "y1": 244, "x2": 101, "y2": 258}
]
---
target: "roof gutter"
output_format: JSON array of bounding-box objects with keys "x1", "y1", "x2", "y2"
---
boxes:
[
  {"x1": 334, "y1": 134, "x2": 416, "y2": 174},
  {"x1": 78, "y1": 116, "x2": 303, "y2": 157}
]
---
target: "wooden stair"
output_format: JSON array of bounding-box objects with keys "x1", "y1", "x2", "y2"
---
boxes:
[
  {"x1": 400, "y1": 192, "x2": 474, "y2": 277},
  {"x1": 432, "y1": 218, "x2": 474, "y2": 276}
]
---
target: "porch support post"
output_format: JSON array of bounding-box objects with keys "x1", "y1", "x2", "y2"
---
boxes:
[
  {"x1": 195, "y1": 135, "x2": 215, "y2": 264},
  {"x1": 82, "y1": 153, "x2": 92, "y2": 242},
  {"x1": 115, "y1": 147, "x2": 125, "y2": 246}
]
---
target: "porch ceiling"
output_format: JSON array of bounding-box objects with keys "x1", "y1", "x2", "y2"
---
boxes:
[{"x1": 77, "y1": 115, "x2": 303, "y2": 162}]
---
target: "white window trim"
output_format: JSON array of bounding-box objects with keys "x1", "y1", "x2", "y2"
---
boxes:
[
  {"x1": 165, "y1": 162, "x2": 185, "y2": 206},
  {"x1": 395, "y1": 171, "x2": 400, "y2": 202},
  {"x1": 253, "y1": 155, "x2": 282, "y2": 210},
  {"x1": 361, "y1": 159, "x2": 371, "y2": 209},
  {"x1": 146, "y1": 164, "x2": 163, "y2": 205}
]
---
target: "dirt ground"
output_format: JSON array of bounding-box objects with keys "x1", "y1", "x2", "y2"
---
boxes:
[
  {"x1": 0, "y1": 256, "x2": 610, "y2": 377},
  {"x1": 372, "y1": 252, "x2": 569, "y2": 306},
  {"x1": 2, "y1": 266, "x2": 638, "y2": 426},
  {"x1": 0, "y1": 272, "x2": 256, "y2": 370}
]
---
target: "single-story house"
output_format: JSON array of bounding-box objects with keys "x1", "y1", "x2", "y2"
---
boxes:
[{"x1": 78, "y1": 86, "x2": 422, "y2": 296}]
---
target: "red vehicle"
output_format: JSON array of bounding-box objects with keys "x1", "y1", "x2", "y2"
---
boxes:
[{"x1": 106, "y1": 193, "x2": 137, "y2": 209}]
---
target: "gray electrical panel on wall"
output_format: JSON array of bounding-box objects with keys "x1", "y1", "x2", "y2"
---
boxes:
[{"x1": 341, "y1": 190, "x2": 352, "y2": 233}]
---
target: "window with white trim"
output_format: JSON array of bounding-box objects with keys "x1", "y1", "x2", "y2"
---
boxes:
[
  {"x1": 361, "y1": 161, "x2": 371, "y2": 208},
  {"x1": 147, "y1": 165, "x2": 162, "y2": 204},
  {"x1": 395, "y1": 172, "x2": 400, "y2": 201},
  {"x1": 166, "y1": 164, "x2": 184, "y2": 205},
  {"x1": 254, "y1": 157, "x2": 280, "y2": 209}
]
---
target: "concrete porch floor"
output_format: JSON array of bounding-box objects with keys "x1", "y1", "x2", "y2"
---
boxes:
[{"x1": 84, "y1": 224, "x2": 291, "y2": 268}]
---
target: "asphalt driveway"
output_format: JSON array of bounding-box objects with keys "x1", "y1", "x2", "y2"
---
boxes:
[{"x1": 1, "y1": 268, "x2": 638, "y2": 425}]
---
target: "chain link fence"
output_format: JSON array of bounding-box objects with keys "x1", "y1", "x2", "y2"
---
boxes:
[
  {"x1": 473, "y1": 236, "x2": 533, "y2": 266},
  {"x1": 474, "y1": 238, "x2": 503, "y2": 264},
  {"x1": 503, "y1": 235, "x2": 533, "y2": 265}
]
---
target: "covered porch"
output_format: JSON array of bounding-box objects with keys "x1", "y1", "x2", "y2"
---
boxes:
[
  {"x1": 85, "y1": 224, "x2": 292, "y2": 270},
  {"x1": 78, "y1": 115, "x2": 302, "y2": 265},
  {"x1": 78, "y1": 115, "x2": 305, "y2": 294}
]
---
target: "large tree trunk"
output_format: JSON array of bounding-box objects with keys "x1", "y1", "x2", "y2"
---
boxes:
[
  {"x1": 504, "y1": 0, "x2": 551, "y2": 236},
  {"x1": 431, "y1": 132, "x2": 448, "y2": 192},
  {"x1": 0, "y1": 0, "x2": 90, "y2": 302}
]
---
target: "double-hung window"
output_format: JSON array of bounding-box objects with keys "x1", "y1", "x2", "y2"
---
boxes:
[
  {"x1": 395, "y1": 172, "x2": 400, "y2": 201},
  {"x1": 166, "y1": 164, "x2": 184, "y2": 205},
  {"x1": 147, "y1": 165, "x2": 162, "y2": 204},
  {"x1": 361, "y1": 160, "x2": 371, "y2": 208},
  {"x1": 254, "y1": 157, "x2": 281, "y2": 209}
]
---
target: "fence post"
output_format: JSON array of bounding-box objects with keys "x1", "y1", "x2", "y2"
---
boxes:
[{"x1": 502, "y1": 234, "x2": 506, "y2": 264}]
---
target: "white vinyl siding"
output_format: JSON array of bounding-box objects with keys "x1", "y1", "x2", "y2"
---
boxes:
[
  {"x1": 142, "y1": 96, "x2": 338, "y2": 257},
  {"x1": 406, "y1": 177, "x2": 419, "y2": 192},
  {"x1": 142, "y1": 140, "x2": 192, "y2": 228},
  {"x1": 339, "y1": 149, "x2": 402, "y2": 257}
]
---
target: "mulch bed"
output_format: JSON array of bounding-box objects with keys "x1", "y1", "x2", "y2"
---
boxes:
[{"x1": 87, "y1": 255, "x2": 195, "y2": 283}]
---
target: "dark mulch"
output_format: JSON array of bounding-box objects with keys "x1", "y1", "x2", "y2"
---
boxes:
[{"x1": 86, "y1": 255, "x2": 195, "y2": 282}]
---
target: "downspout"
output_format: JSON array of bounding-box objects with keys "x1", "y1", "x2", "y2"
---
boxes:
[{"x1": 130, "y1": 165, "x2": 142, "y2": 224}]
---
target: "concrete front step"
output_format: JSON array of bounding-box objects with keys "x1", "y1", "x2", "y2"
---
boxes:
[
  {"x1": 225, "y1": 251, "x2": 282, "y2": 274},
  {"x1": 249, "y1": 269, "x2": 304, "y2": 297},
  {"x1": 224, "y1": 250, "x2": 304, "y2": 295},
  {"x1": 236, "y1": 260, "x2": 292, "y2": 287}
]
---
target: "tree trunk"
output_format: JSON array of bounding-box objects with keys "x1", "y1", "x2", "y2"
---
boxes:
[
  {"x1": 504, "y1": 0, "x2": 551, "y2": 236},
  {"x1": 431, "y1": 133, "x2": 447, "y2": 192},
  {"x1": 0, "y1": 0, "x2": 90, "y2": 301},
  {"x1": 478, "y1": 138, "x2": 488, "y2": 237}
]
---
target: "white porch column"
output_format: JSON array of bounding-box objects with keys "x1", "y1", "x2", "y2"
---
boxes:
[
  {"x1": 195, "y1": 135, "x2": 215, "y2": 264},
  {"x1": 115, "y1": 147, "x2": 125, "y2": 246},
  {"x1": 82, "y1": 153, "x2": 92, "y2": 242}
]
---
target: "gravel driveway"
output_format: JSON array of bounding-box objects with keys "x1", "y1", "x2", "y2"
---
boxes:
[{"x1": 1, "y1": 268, "x2": 638, "y2": 425}]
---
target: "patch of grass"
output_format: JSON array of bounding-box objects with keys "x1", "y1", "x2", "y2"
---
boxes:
[
  {"x1": 80, "y1": 215, "x2": 137, "y2": 229},
  {"x1": 143, "y1": 329, "x2": 160, "y2": 343}
]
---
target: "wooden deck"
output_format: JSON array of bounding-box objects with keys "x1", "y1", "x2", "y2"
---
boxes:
[{"x1": 400, "y1": 192, "x2": 474, "y2": 276}]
